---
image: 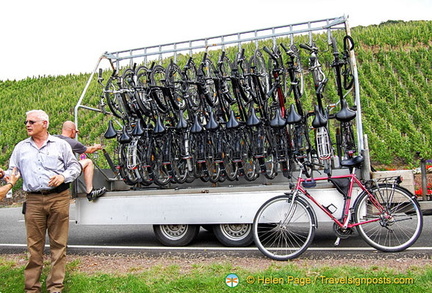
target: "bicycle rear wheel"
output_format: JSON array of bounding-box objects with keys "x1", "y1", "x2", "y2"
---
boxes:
[
  {"x1": 253, "y1": 195, "x2": 316, "y2": 260},
  {"x1": 354, "y1": 184, "x2": 423, "y2": 252}
]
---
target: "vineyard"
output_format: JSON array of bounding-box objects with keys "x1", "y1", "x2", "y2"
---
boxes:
[{"x1": 0, "y1": 20, "x2": 431, "y2": 170}]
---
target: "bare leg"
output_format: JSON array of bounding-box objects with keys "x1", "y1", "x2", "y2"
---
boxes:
[{"x1": 79, "y1": 159, "x2": 94, "y2": 194}]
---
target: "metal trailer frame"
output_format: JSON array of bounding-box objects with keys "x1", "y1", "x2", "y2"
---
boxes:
[{"x1": 74, "y1": 15, "x2": 365, "y2": 158}]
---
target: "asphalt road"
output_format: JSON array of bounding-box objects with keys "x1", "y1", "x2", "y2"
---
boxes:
[{"x1": 1, "y1": 204, "x2": 431, "y2": 259}]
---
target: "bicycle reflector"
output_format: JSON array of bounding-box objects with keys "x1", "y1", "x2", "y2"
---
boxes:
[{"x1": 302, "y1": 178, "x2": 316, "y2": 188}]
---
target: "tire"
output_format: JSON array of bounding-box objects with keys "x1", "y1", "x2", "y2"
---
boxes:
[
  {"x1": 253, "y1": 195, "x2": 316, "y2": 260},
  {"x1": 213, "y1": 224, "x2": 254, "y2": 247},
  {"x1": 353, "y1": 184, "x2": 423, "y2": 252},
  {"x1": 105, "y1": 76, "x2": 128, "y2": 119},
  {"x1": 153, "y1": 224, "x2": 200, "y2": 246}
]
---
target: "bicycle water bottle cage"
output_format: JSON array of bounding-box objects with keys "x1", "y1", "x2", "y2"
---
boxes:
[
  {"x1": 312, "y1": 105, "x2": 328, "y2": 128},
  {"x1": 227, "y1": 110, "x2": 240, "y2": 129},
  {"x1": 176, "y1": 110, "x2": 188, "y2": 130},
  {"x1": 190, "y1": 115, "x2": 203, "y2": 133},
  {"x1": 335, "y1": 99, "x2": 356, "y2": 122},
  {"x1": 286, "y1": 104, "x2": 302, "y2": 124},
  {"x1": 118, "y1": 126, "x2": 132, "y2": 144},
  {"x1": 104, "y1": 120, "x2": 117, "y2": 139},
  {"x1": 153, "y1": 116, "x2": 166, "y2": 134},
  {"x1": 206, "y1": 111, "x2": 219, "y2": 130},
  {"x1": 340, "y1": 155, "x2": 364, "y2": 169},
  {"x1": 270, "y1": 108, "x2": 286, "y2": 127},
  {"x1": 246, "y1": 107, "x2": 261, "y2": 126},
  {"x1": 302, "y1": 178, "x2": 316, "y2": 188}
]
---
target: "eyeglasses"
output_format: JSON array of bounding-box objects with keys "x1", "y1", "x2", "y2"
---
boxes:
[{"x1": 24, "y1": 120, "x2": 44, "y2": 125}]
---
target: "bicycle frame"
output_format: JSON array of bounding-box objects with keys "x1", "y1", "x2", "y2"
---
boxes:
[{"x1": 292, "y1": 169, "x2": 385, "y2": 230}]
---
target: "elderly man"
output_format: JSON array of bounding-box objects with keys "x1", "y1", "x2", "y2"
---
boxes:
[
  {"x1": 56, "y1": 121, "x2": 106, "y2": 201},
  {"x1": 7, "y1": 110, "x2": 81, "y2": 293}
]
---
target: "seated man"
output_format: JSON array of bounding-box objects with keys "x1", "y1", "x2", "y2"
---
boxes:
[{"x1": 57, "y1": 121, "x2": 106, "y2": 201}]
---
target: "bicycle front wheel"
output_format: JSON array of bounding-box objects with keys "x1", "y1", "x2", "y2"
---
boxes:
[
  {"x1": 253, "y1": 195, "x2": 316, "y2": 260},
  {"x1": 354, "y1": 184, "x2": 423, "y2": 252}
]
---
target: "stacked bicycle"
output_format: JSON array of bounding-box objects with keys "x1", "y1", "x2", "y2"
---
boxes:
[{"x1": 100, "y1": 34, "x2": 361, "y2": 187}]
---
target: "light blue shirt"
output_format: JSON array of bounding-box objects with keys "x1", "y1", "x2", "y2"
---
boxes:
[{"x1": 8, "y1": 134, "x2": 81, "y2": 192}]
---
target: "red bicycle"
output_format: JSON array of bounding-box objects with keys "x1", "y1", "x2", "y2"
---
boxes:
[{"x1": 253, "y1": 156, "x2": 423, "y2": 260}]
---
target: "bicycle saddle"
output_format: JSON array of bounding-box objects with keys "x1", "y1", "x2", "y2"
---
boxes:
[
  {"x1": 104, "y1": 120, "x2": 117, "y2": 139},
  {"x1": 286, "y1": 104, "x2": 302, "y2": 124},
  {"x1": 312, "y1": 105, "x2": 327, "y2": 128},
  {"x1": 132, "y1": 119, "x2": 145, "y2": 136},
  {"x1": 153, "y1": 116, "x2": 166, "y2": 134},
  {"x1": 246, "y1": 107, "x2": 261, "y2": 126},
  {"x1": 270, "y1": 108, "x2": 286, "y2": 127},
  {"x1": 190, "y1": 115, "x2": 203, "y2": 133},
  {"x1": 119, "y1": 126, "x2": 132, "y2": 144},
  {"x1": 335, "y1": 99, "x2": 356, "y2": 122},
  {"x1": 176, "y1": 110, "x2": 188, "y2": 130},
  {"x1": 206, "y1": 111, "x2": 219, "y2": 130},
  {"x1": 226, "y1": 110, "x2": 240, "y2": 129},
  {"x1": 340, "y1": 155, "x2": 363, "y2": 168}
]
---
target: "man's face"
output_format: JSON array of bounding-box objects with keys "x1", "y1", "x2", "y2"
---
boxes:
[{"x1": 24, "y1": 113, "x2": 46, "y2": 137}]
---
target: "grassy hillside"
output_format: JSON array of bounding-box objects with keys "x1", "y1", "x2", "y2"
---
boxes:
[{"x1": 0, "y1": 20, "x2": 431, "y2": 169}]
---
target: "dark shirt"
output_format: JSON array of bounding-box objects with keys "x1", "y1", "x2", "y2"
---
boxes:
[{"x1": 55, "y1": 135, "x2": 87, "y2": 154}]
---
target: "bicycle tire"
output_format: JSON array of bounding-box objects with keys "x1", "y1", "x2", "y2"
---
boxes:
[
  {"x1": 354, "y1": 184, "x2": 423, "y2": 252},
  {"x1": 135, "y1": 66, "x2": 152, "y2": 115},
  {"x1": 166, "y1": 62, "x2": 186, "y2": 111},
  {"x1": 249, "y1": 49, "x2": 270, "y2": 104},
  {"x1": 148, "y1": 137, "x2": 171, "y2": 187},
  {"x1": 253, "y1": 195, "x2": 316, "y2": 260},
  {"x1": 150, "y1": 65, "x2": 169, "y2": 113},
  {"x1": 170, "y1": 133, "x2": 189, "y2": 184},
  {"x1": 105, "y1": 76, "x2": 128, "y2": 119},
  {"x1": 200, "y1": 57, "x2": 218, "y2": 107},
  {"x1": 182, "y1": 59, "x2": 201, "y2": 111}
]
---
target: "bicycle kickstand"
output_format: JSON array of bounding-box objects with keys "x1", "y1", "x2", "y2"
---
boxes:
[{"x1": 334, "y1": 237, "x2": 341, "y2": 246}]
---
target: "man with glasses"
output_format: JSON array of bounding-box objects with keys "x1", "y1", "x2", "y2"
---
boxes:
[
  {"x1": 5, "y1": 110, "x2": 81, "y2": 293},
  {"x1": 56, "y1": 121, "x2": 106, "y2": 201}
]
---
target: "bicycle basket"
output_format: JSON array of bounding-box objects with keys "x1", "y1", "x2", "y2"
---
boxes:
[{"x1": 328, "y1": 177, "x2": 351, "y2": 197}]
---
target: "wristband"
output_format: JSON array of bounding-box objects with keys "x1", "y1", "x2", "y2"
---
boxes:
[{"x1": 6, "y1": 182, "x2": 14, "y2": 188}]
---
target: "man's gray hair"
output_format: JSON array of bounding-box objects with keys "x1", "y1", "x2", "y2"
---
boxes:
[{"x1": 26, "y1": 110, "x2": 50, "y2": 128}]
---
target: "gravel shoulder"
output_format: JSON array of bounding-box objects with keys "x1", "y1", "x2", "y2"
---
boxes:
[{"x1": 2, "y1": 252, "x2": 431, "y2": 275}]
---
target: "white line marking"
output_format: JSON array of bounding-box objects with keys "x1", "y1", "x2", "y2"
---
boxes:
[{"x1": 1, "y1": 244, "x2": 431, "y2": 251}]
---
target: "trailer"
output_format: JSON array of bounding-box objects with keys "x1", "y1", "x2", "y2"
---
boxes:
[{"x1": 73, "y1": 16, "x2": 376, "y2": 247}]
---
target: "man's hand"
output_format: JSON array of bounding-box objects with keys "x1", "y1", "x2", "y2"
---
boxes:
[{"x1": 48, "y1": 174, "x2": 65, "y2": 187}]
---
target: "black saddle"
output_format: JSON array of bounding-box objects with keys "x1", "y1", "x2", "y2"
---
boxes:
[
  {"x1": 335, "y1": 99, "x2": 356, "y2": 122},
  {"x1": 246, "y1": 107, "x2": 261, "y2": 126},
  {"x1": 312, "y1": 105, "x2": 327, "y2": 128},
  {"x1": 206, "y1": 111, "x2": 219, "y2": 131},
  {"x1": 190, "y1": 115, "x2": 203, "y2": 133},
  {"x1": 340, "y1": 155, "x2": 363, "y2": 168},
  {"x1": 176, "y1": 110, "x2": 188, "y2": 130},
  {"x1": 270, "y1": 108, "x2": 286, "y2": 128},
  {"x1": 286, "y1": 104, "x2": 302, "y2": 124},
  {"x1": 226, "y1": 110, "x2": 240, "y2": 129},
  {"x1": 153, "y1": 116, "x2": 166, "y2": 134}
]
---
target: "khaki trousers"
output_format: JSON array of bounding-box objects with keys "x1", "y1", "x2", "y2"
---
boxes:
[{"x1": 24, "y1": 190, "x2": 70, "y2": 293}]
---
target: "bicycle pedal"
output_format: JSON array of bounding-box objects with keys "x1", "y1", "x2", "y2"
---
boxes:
[{"x1": 334, "y1": 237, "x2": 341, "y2": 246}]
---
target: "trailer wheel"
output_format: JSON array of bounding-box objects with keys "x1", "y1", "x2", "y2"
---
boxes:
[
  {"x1": 212, "y1": 224, "x2": 254, "y2": 247},
  {"x1": 153, "y1": 224, "x2": 199, "y2": 246}
]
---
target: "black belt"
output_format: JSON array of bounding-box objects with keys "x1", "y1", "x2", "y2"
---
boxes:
[{"x1": 30, "y1": 183, "x2": 70, "y2": 195}]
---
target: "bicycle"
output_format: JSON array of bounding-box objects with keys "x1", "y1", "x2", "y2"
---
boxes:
[
  {"x1": 329, "y1": 35, "x2": 358, "y2": 161},
  {"x1": 253, "y1": 155, "x2": 423, "y2": 260}
]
